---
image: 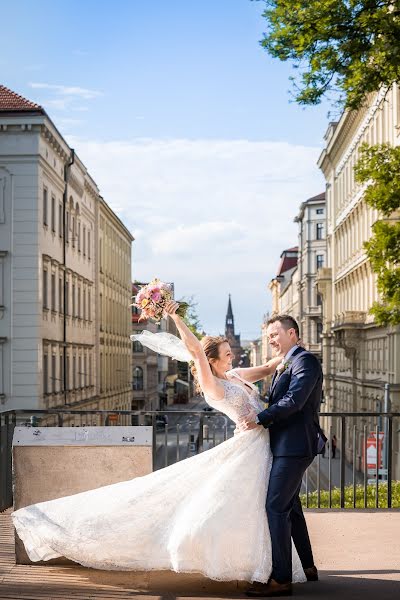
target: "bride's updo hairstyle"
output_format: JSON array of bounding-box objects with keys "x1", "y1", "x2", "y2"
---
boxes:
[{"x1": 191, "y1": 335, "x2": 229, "y2": 395}]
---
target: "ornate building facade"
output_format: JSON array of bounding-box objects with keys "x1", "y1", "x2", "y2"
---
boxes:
[
  {"x1": 294, "y1": 192, "x2": 326, "y2": 359},
  {"x1": 317, "y1": 85, "x2": 400, "y2": 476},
  {"x1": 0, "y1": 85, "x2": 133, "y2": 417}
]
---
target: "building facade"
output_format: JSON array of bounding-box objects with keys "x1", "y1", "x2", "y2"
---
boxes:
[
  {"x1": 0, "y1": 85, "x2": 133, "y2": 416},
  {"x1": 131, "y1": 284, "x2": 160, "y2": 412},
  {"x1": 268, "y1": 246, "x2": 299, "y2": 322},
  {"x1": 317, "y1": 85, "x2": 400, "y2": 476},
  {"x1": 294, "y1": 192, "x2": 326, "y2": 358},
  {"x1": 98, "y1": 199, "x2": 133, "y2": 413}
]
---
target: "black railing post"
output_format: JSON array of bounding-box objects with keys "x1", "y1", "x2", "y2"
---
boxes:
[
  {"x1": 387, "y1": 417, "x2": 392, "y2": 509},
  {"x1": 340, "y1": 416, "x2": 346, "y2": 508}
]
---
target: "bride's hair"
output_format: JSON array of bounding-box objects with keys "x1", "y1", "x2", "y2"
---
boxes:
[{"x1": 191, "y1": 335, "x2": 229, "y2": 395}]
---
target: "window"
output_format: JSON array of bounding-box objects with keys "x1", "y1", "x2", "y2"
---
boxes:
[
  {"x1": 84, "y1": 355, "x2": 87, "y2": 387},
  {"x1": 317, "y1": 321, "x2": 323, "y2": 342},
  {"x1": 66, "y1": 355, "x2": 70, "y2": 390},
  {"x1": 88, "y1": 289, "x2": 91, "y2": 321},
  {"x1": 317, "y1": 293, "x2": 323, "y2": 306},
  {"x1": 72, "y1": 283, "x2": 76, "y2": 317},
  {"x1": 77, "y1": 221, "x2": 81, "y2": 252},
  {"x1": 316, "y1": 223, "x2": 324, "y2": 240},
  {"x1": 51, "y1": 274, "x2": 56, "y2": 310},
  {"x1": 83, "y1": 226, "x2": 86, "y2": 256},
  {"x1": 133, "y1": 340, "x2": 143, "y2": 353},
  {"x1": 72, "y1": 355, "x2": 76, "y2": 389},
  {"x1": 59, "y1": 277, "x2": 63, "y2": 312},
  {"x1": 78, "y1": 286, "x2": 81, "y2": 318},
  {"x1": 100, "y1": 293, "x2": 103, "y2": 330},
  {"x1": 60, "y1": 354, "x2": 64, "y2": 392},
  {"x1": 316, "y1": 254, "x2": 324, "y2": 270},
  {"x1": 88, "y1": 230, "x2": 91, "y2": 259},
  {"x1": 72, "y1": 217, "x2": 76, "y2": 248},
  {"x1": 65, "y1": 211, "x2": 69, "y2": 242},
  {"x1": 65, "y1": 281, "x2": 69, "y2": 315},
  {"x1": 132, "y1": 366, "x2": 144, "y2": 391},
  {"x1": 43, "y1": 353, "x2": 48, "y2": 394},
  {"x1": 89, "y1": 355, "x2": 92, "y2": 386},
  {"x1": 316, "y1": 208, "x2": 324, "y2": 215},
  {"x1": 78, "y1": 356, "x2": 82, "y2": 387},
  {"x1": 43, "y1": 268, "x2": 48, "y2": 309},
  {"x1": 43, "y1": 188, "x2": 48, "y2": 226},
  {"x1": 83, "y1": 289, "x2": 86, "y2": 320},
  {"x1": 51, "y1": 195, "x2": 56, "y2": 231},
  {"x1": 59, "y1": 203, "x2": 63, "y2": 237},
  {"x1": 51, "y1": 354, "x2": 56, "y2": 393}
]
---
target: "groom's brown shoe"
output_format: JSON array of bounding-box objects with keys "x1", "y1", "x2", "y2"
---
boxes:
[
  {"x1": 304, "y1": 566, "x2": 318, "y2": 581},
  {"x1": 245, "y1": 579, "x2": 292, "y2": 597}
]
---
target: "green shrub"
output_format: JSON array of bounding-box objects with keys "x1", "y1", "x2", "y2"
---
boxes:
[{"x1": 301, "y1": 481, "x2": 400, "y2": 509}]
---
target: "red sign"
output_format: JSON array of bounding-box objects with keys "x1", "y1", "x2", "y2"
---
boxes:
[{"x1": 364, "y1": 432, "x2": 384, "y2": 471}]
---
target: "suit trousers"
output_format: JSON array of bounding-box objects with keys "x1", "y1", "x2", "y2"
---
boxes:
[{"x1": 266, "y1": 455, "x2": 315, "y2": 583}]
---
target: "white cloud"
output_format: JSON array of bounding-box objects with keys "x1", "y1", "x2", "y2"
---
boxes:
[
  {"x1": 65, "y1": 136, "x2": 325, "y2": 336},
  {"x1": 29, "y1": 82, "x2": 102, "y2": 99}
]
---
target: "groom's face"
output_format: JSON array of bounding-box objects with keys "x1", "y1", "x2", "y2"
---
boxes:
[{"x1": 267, "y1": 322, "x2": 296, "y2": 357}]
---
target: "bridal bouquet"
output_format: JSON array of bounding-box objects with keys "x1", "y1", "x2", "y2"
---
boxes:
[{"x1": 132, "y1": 278, "x2": 188, "y2": 323}]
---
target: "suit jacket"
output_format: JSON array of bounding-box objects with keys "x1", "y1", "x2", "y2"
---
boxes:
[{"x1": 257, "y1": 346, "x2": 323, "y2": 457}]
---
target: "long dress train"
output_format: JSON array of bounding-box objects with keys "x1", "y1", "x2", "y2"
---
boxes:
[{"x1": 11, "y1": 370, "x2": 306, "y2": 583}]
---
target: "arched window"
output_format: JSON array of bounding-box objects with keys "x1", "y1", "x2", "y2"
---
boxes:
[
  {"x1": 133, "y1": 340, "x2": 143, "y2": 353},
  {"x1": 132, "y1": 367, "x2": 144, "y2": 391}
]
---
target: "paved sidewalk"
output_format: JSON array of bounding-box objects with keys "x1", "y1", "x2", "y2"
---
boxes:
[{"x1": 1, "y1": 510, "x2": 399, "y2": 599}]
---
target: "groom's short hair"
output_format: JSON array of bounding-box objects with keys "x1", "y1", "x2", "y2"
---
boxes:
[{"x1": 267, "y1": 314, "x2": 299, "y2": 338}]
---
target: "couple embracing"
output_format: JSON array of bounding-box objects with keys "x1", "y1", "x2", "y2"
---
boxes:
[{"x1": 12, "y1": 306, "x2": 324, "y2": 598}]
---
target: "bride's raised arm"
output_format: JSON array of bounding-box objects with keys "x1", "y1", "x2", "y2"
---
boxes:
[
  {"x1": 164, "y1": 301, "x2": 225, "y2": 402},
  {"x1": 233, "y1": 356, "x2": 283, "y2": 384}
]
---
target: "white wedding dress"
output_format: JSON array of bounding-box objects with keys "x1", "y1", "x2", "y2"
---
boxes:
[{"x1": 11, "y1": 365, "x2": 306, "y2": 583}]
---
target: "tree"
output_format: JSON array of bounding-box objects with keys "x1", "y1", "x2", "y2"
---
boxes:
[
  {"x1": 257, "y1": 1, "x2": 400, "y2": 110},
  {"x1": 354, "y1": 143, "x2": 400, "y2": 325},
  {"x1": 179, "y1": 295, "x2": 203, "y2": 339}
]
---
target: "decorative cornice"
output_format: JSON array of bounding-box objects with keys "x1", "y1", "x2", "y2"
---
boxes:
[
  {"x1": 40, "y1": 123, "x2": 69, "y2": 163},
  {"x1": 334, "y1": 87, "x2": 388, "y2": 176},
  {"x1": 68, "y1": 171, "x2": 84, "y2": 198}
]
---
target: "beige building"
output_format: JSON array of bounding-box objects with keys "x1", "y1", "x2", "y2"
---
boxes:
[
  {"x1": 317, "y1": 85, "x2": 400, "y2": 476},
  {"x1": 0, "y1": 85, "x2": 133, "y2": 418},
  {"x1": 294, "y1": 192, "x2": 326, "y2": 358},
  {"x1": 131, "y1": 283, "x2": 160, "y2": 412},
  {"x1": 268, "y1": 247, "x2": 299, "y2": 323},
  {"x1": 98, "y1": 199, "x2": 133, "y2": 414}
]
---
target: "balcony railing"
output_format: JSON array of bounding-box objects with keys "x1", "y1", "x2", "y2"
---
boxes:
[{"x1": 1, "y1": 409, "x2": 399, "y2": 512}]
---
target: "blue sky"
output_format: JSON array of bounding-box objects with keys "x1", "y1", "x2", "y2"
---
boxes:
[{"x1": 1, "y1": 0, "x2": 330, "y2": 339}]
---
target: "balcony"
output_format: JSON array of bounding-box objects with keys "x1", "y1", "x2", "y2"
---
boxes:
[
  {"x1": 1, "y1": 408, "x2": 400, "y2": 597},
  {"x1": 304, "y1": 305, "x2": 322, "y2": 318}
]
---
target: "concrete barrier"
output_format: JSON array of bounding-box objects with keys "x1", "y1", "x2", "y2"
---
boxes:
[{"x1": 12, "y1": 426, "x2": 152, "y2": 565}]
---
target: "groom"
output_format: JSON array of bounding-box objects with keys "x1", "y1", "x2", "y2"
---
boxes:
[{"x1": 239, "y1": 315, "x2": 323, "y2": 597}]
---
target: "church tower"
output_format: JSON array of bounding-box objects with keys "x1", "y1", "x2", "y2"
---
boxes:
[
  {"x1": 225, "y1": 294, "x2": 235, "y2": 337},
  {"x1": 224, "y1": 294, "x2": 246, "y2": 367}
]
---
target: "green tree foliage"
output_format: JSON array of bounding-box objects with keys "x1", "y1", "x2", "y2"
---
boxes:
[
  {"x1": 258, "y1": 1, "x2": 400, "y2": 109},
  {"x1": 354, "y1": 143, "x2": 400, "y2": 325},
  {"x1": 179, "y1": 295, "x2": 203, "y2": 339}
]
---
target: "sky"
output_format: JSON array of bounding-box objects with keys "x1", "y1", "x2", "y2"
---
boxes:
[{"x1": 1, "y1": 0, "x2": 330, "y2": 338}]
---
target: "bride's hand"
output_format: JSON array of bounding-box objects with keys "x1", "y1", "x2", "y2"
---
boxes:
[
  {"x1": 164, "y1": 300, "x2": 180, "y2": 319},
  {"x1": 266, "y1": 355, "x2": 284, "y2": 371}
]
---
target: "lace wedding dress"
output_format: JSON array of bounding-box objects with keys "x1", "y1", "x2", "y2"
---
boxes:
[{"x1": 11, "y1": 343, "x2": 306, "y2": 583}]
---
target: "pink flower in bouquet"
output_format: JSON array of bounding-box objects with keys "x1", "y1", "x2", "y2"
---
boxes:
[{"x1": 151, "y1": 291, "x2": 161, "y2": 302}]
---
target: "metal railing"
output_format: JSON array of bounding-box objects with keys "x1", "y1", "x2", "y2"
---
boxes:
[{"x1": 1, "y1": 409, "x2": 399, "y2": 512}]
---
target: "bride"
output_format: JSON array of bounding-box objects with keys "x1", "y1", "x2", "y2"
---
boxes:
[{"x1": 11, "y1": 301, "x2": 307, "y2": 585}]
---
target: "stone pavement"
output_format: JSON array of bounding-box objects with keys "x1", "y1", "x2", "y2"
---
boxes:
[{"x1": 1, "y1": 509, "x2": 399, "y2": 599}]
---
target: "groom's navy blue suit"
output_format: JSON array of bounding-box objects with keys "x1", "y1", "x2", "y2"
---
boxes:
[{"x1": 257, "y1": 345, "x2": 323, "y2": 584}]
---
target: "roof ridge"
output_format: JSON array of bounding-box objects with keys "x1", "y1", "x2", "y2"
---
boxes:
[{"x1": 0, "y1": 84, "x2": 44, "y2": 112}]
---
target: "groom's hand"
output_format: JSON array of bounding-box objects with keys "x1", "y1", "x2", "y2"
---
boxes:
[{"x1": 238, "y1": 409, "x2": 259, "y2": 431}]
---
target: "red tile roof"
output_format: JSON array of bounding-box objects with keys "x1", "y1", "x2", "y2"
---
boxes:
[
  {"x1": 276, "y1": 247, "x2": 298, "y2": 276},
  {"x1": 0, "y1": 85, "x2": 44, "y2": 113}
]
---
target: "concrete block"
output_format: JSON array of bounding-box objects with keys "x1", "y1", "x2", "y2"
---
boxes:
[{"x1": 12, "y1": 426, "x2": 153, "y2": 565}]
